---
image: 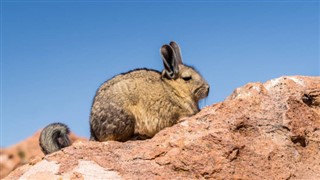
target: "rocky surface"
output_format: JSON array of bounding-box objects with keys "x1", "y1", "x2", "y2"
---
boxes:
[
  {"x1": 0, "y1": 131, "x2": 86, "y2": 179},
  {"x1": 3, "y1": 76, "x2": 320, "y2": 179}
]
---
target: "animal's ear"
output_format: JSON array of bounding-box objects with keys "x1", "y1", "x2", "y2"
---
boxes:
[
  {"x1": 169, "y1": 41, "x2": 183, "y2": 65},
  {"x1": 160, "y1": 44, "x2": 179, "y2": 79}
]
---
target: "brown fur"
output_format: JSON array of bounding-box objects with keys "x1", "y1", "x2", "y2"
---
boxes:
[{"x1": 89, "y1": 41, "x2": 209, "y2": 141}]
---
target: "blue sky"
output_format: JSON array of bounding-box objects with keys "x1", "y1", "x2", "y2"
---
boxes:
[{"x1": 1, "y1": 1, "x2": 319, "y2": 147}]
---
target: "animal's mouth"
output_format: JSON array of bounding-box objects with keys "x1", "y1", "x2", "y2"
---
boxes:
[{"x1": 195, "y1": 85, "x2": 210, "y2": 100}]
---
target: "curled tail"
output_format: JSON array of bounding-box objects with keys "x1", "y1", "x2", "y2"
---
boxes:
[{"x1": 39, "y1": 122, "x2": 71, "y2": 155}]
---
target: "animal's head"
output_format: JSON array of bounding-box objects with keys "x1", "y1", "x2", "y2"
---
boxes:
[{"x1": 160, "y1": 41, "x2": 210, "y2": 104}]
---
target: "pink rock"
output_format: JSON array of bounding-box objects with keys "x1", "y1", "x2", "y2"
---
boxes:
[{"x1": 3, "y1": 76, "x2": 320, "y2": 179}]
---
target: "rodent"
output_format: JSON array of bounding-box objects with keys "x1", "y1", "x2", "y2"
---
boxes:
[
  {"x1": 39, "y1": 41, "x2": 210, "y2": 154},
  {"x1": 39, "y1": 122, "x2": 71, "y2": 155}
]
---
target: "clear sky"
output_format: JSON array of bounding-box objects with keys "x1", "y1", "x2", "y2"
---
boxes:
[{"x1": 1, "y1": 1, "x2": 319, "y2": 147}]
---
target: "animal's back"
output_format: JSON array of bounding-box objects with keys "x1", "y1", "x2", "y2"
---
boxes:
[
  {"x1": 90, "y1": 68, "x2": 175, "y2": 140},
  {"x1": 93, "y1": 68, "x2": 164, "y2": 108}
]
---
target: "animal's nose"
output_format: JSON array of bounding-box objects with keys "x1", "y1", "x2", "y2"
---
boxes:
[{"x1": 206, "y1": 84, "x2": 210, "y2": 96}]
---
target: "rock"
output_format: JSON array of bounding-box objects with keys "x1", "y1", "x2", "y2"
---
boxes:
[
  {"x1": 3, "y1": 76, "x2": 320, "y2": 179},
  {"x1": 0, "y1": 130, "x2": 86, "y2": 179}
]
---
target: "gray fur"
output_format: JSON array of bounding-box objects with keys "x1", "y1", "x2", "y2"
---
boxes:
[{"x1": 39, "y1": 122, "x2": 71, "y2": 154}]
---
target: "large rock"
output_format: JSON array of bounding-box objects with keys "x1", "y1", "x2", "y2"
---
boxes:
[{"x1": 4, "y1": 76, "x2": 320, "y2": 179}]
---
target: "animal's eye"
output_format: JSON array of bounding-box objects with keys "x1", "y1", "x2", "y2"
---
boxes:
[{"x1": 182, "y1": 76, "x2": 192, "y2": 81}]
